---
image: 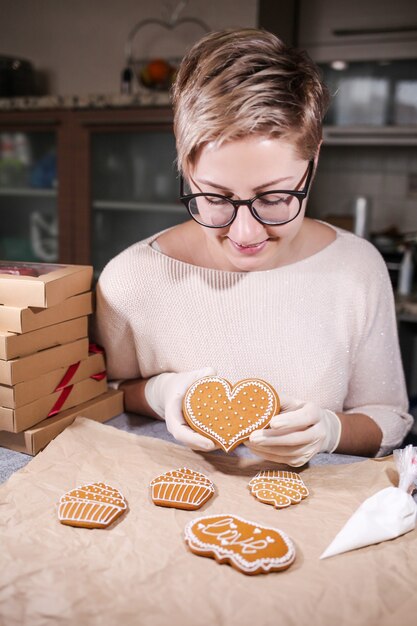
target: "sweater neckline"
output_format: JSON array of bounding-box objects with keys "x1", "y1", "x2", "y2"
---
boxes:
[{"x1": 146, "y1": 222, "x2": 343, "y2": 276}]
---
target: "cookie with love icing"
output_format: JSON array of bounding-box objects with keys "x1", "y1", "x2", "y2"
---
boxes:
[
  {"x1": 58, "y1": 482, "x2": 127, "y2": 529},
  {"x1": 183, "y1": 376, "x2": 280, "y2": 452},
  {"x1": 184, "y1": 514, "x2": 295, "y2": 575},
  {"x1": 249, "y1": 470, "x2": 309, "y2": 509},
  {"x1": 150, "y1": 467, "x2": 214, "y2": 510}
]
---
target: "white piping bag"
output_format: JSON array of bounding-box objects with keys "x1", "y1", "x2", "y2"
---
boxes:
[{"x1": 320, "y1": 445, "x2": 417, "y2": 559}]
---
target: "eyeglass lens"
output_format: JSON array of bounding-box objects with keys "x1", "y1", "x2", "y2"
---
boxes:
[{"x1": 187, "y1": 192, "x2": 300, "y2": 227}]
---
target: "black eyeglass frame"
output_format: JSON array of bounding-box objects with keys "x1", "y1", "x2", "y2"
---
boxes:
[{"x1": 179, "y1": 159, "x2": 315, "y2": 228}]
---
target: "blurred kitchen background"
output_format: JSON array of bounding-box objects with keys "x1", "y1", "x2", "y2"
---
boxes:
[{"x1": 0, "y1": 0, "x2": 416, "y2": 409}]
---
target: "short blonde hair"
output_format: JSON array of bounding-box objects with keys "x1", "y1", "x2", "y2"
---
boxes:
[{"x1": 172, "y1": 28, "x2": 330, "y2": 175}]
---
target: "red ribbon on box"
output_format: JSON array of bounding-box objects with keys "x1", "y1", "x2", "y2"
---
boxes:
[
  {"x1": 48, "y1": 385, "x2": 74, "y2": 417},
  {"x1": 89, "y1": 343, "x2": 105, "y2": 355},
  {"x1": 90, "y1": 371, "x2": 106, "y2": 381},
  {"x1": 54, "y1": 343, "x2": 107, "y2": 392},
  {"x1": 48, "y1": 342, "x2": 107, "y2": 415},
  {"x1": 55, "y1": 362, "x2": 80, "y2": 391},
  {"x1": 48, "y1": 371, "x2": 107, "y2": 418}
]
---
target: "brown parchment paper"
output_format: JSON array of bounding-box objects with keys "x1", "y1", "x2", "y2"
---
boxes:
[{"x1": 0, "y1": 417, "x2": 416, "y2": 626}]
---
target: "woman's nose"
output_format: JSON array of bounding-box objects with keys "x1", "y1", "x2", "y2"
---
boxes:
[{"x1": 227, "y1": 204, "x2": 265, "y2": 243}]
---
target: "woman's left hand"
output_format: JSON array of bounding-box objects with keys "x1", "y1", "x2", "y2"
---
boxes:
[{"x1": 244, "y1": 394, "x2": 342, "y2": 467}]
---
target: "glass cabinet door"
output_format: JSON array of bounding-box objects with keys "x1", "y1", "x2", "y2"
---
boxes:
[
  {"x1": 319, "y1": 58, "x2": 417, "y2": 126},
  {"x1": 0, "y1": 130, "x2": 58, "y2": 263},
  {"x1": 91, "y1": 129, "x2": 187, "y2": 275}
]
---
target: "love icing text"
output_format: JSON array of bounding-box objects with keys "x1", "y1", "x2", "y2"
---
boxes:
[{"x1": 196, "y1": 517, "x2": 275, "y2": 554}]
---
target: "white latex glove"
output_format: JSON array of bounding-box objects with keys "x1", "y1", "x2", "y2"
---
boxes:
[
  {"x1": 245, "y1": 393, "x2": 342, "y2": 467},
  {"x1": 144, "y1": 367, "x2": 218, "y2": 451}
]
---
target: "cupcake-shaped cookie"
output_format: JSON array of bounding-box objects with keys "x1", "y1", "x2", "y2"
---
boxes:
[
  {"x1": 150, "y1": 467, "x2": 214, "y2": 510},
  {"x1": 58, "y1": 482, "x2": 127, "y2": 529}
]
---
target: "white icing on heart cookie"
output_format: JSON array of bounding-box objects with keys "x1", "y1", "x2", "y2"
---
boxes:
[{"x1": 183, "y1": 377, "x2": 280, "y2": 452}]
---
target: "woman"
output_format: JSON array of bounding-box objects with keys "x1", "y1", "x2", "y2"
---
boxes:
[{"x1": 94, "y1": 29, "x2": 412, "y2": 465}]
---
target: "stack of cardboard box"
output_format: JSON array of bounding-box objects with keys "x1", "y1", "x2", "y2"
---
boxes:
[{"x1": 0, "y1": 261, "x2": 123, "y2": 455}]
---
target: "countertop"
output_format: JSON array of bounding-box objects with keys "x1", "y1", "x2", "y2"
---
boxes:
[
  {"x1": 0, "y1": 411, "x2": 369, "y2": 485},
  {"x1": 3, "y1": 415, "x2": 417, "y2": 626}
]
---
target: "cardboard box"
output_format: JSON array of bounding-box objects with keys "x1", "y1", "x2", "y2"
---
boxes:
[
  {"x1": 0, "y1": 316, "x2": 89, "y2": 360},
  {"x1": 0, "y1": 337, "x2": 89, "y2": 386},
  {"x1": 0, "y1": 291, "x2": 93, "y2": 334},
  {"x1": 0, "y1": 375, "x2": 108, "y2": 432},
  {"x1": 0, "y1": 389, "x2": 123, "y2": 455},
  {"x1": 0, "y1": 262, "x2": 93, "y2": 308},
  {"x1": 0, "y1": 352, "x2": 105, "y2": 409}
]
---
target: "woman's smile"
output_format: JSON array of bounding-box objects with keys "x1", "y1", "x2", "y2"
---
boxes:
[{"x1": 227, "y1": 237, "x2": 269, "y2": 255}]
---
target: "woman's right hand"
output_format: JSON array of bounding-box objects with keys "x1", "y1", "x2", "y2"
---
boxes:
[{"x1": 144, "y1": 367, "x2": 218, "y2": 451}]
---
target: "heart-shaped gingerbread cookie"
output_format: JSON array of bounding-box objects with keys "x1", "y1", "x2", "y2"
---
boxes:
[{"x1": 183, "y1": 376, "x2": 280, "y2": 452}]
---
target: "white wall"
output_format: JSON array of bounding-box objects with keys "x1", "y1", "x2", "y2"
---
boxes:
[{"x1": 0, "y1": 0, "x2": 257, "y2": 96}]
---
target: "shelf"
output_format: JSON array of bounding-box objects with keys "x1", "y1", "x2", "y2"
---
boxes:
[
  {"x1": 92, "y1": 200, "x2": 184, "y2": 213},
  {"x1": 0, "y1": 187, "x2": 56, "y2": 197},
  {"x1": 323, "y1": 125, "x2": 417, "y2": 146}
]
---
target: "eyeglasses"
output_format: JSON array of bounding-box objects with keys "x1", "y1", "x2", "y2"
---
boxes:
[{"x1": 180, "y1": 160, "x2": 314, "y2": 228}]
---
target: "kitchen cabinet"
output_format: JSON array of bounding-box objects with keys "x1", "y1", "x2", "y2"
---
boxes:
[
  {"x1": 69, "y1": 107, "x2": 185, "y2": 276},
  {"x1": 0, "y1": 105, "x2": 187, "y2": 274},
  {"x1": 0, "y1": 110, "x2": 70, "y2": 264},
  {"x1": 298, "y1": 0, "x2": 417, "y2": 62},
  {"x1": 259, "y1": 2, "x2": 417, "y2": 136}
]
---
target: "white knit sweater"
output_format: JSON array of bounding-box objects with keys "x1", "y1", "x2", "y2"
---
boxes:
[{"x1": 94, "y1": 225, "x2": 413, "y2": 456}]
